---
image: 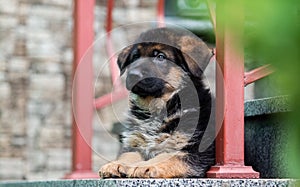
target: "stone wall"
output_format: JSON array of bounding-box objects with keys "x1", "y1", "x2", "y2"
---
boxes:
[
  {"x1": 0, "y1": 0, "x2": 73, "y2": 180},
  {"x1": 0, "y1": 0, "x2": 157, "y2": 180}
]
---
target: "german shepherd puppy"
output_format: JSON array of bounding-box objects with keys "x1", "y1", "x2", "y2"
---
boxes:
[{"x1": 99, "y1": 27, "x2": 215, "y2": 178}]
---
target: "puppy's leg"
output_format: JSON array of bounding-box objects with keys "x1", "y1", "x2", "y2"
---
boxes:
[
  {"x1": 99, "y1": 152, "x2": 143, "y2": 178},
  {"x1": 127, "y1": 152, "x2": 189, "y2": 178}
]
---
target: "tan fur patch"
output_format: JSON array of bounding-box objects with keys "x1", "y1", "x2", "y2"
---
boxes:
[
  {"x1": 165, "y1": 67, "x2": 184, "y2": 92},
  {"x1": 155, "y1": 133, "x2": 170, "y2": 144},
  {"x1": 128, "y1": 132, "x2": 147, "y2": 148},
  {"x1": 118, "y1": 152, "x2": 144, "y2": 163},
  {"x1": 99, "y1": 152, "x2": 144, "y2": 178},
  {"x1": 133, "y1": 95, "x2": 168, "y2": 115}
]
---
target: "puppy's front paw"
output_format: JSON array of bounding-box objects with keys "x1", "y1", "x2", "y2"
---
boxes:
[
  {"x1": 99, "y1": 162, "x2": 127, "y2": 178},
  {"x1": 127, "y1": 166, "x2": 164, "y2": 178}
]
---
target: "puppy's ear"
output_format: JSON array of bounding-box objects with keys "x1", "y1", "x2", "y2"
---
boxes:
[
  {"x1": 179, "y1": 35, "x2": 213, "y2": 78},
  {"x1": 117, "y1": 45, "x2": 134, "y2": 75}
]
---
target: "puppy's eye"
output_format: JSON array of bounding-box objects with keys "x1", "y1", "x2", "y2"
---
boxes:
[
  {"x1": 153, "y1": 51, "x2": 166, "y2": 63},
  {"x1": 157, "y1": 53, "x2": 166, "y2": 61},
  {"x1": 132, "y1": 54, "x2": 140, "y2": 61}
]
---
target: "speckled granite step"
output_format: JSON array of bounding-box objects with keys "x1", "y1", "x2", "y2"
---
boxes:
[
  {"x1": 244, "y1": 95, "x2": 290, "y2": 117},
  {"x1": 0, "y1": 179, "x2": 297, "y2": 187},
  {"x1": 244, "y1": 96, "x2": 291, "y2": 178}
]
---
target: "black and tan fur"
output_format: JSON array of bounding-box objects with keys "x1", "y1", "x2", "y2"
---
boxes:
[{"x1": 99, "y1": 27, "x2": 215, "y2": 178}]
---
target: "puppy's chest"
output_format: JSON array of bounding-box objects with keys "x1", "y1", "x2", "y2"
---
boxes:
[
  {"x1": 123, "y1": 95, "x2": 190, "y2": 159},
  {"x1": 122, "y1": 127, "x2": 189, "y2": 160}
]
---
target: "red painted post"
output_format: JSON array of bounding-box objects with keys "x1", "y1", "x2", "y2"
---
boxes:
[
  {"x1": 106, "y1": 0, "x2": 121, "y2": 89},
  {"x1": 206, "y1": 0, "x2": 259, "y2": 178},
  {"x1": 64, "y1": 0, "x2": 98, "y2": 179},
  {"x1": 157, "y1": 0, "x2": 165, "y2": 27}
]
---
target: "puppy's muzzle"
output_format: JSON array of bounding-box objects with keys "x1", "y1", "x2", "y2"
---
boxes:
[{"x1": 126, "y1": 61, "x2": 165, "y2": 97}]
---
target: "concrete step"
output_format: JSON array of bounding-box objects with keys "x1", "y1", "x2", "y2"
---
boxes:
[{"x1": 0, "y1": 179, "x2": 297, "y2": 187}]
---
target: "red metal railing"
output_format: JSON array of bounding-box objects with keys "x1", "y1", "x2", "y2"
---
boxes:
[
  {"x1": 244, "y1": 64, "x2": 274, "y2": 86},
  {"x1": 94, "y1": 0, "x2": 128, "y2": 109},
  {"x1": 206, "y1": 0, "x2": 271, "y2": 178},
  {"x1": 64, "y1": 0, "x2": 98, "y2": 179},
  {"x1": 66, "y1": 0, "x2": 273, "y2": 179}
]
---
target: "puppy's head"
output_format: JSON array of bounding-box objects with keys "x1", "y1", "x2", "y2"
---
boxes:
[{"x1": 117, "y1": 27, "x2": 213, "y2": 98}]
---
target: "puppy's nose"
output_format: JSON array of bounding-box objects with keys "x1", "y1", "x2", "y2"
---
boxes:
[
  {"x1": 126, "y1": 69, "x2": 143, "y2": 90},
  {"x1": 128, "y1": 69, "x2": 143, "y2": 79}
]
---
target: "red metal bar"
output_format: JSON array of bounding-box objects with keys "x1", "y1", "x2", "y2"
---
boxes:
[
  {"x1": 94, "y1": 87, "x2": 128, "y2": 109},
  {"x1": 206, "y1": 0, "x2": 259, "y2": 178},
  {"x1": 244, "y1": 64, "x2": 274, "y2": 86},
  {"x1": 64, "y1": 0, "x2": 98, "y2": 179},
  {"x1": 106, "y1": 0, "x2": 113, "y2": 33},
  {"x1": 106, "y1": 0, "x2": 122, "y2": 89},
  {"x1": 107, "y1": 36, "x2": 122, "y2": 89},
  {"x1": 157, "y1": 0, "x2": 165, "y2": 27}
]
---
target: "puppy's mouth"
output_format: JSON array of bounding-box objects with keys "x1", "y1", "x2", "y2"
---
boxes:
[{"x1": 127, "y1": 77, "x2": 165, "y2": 97}]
